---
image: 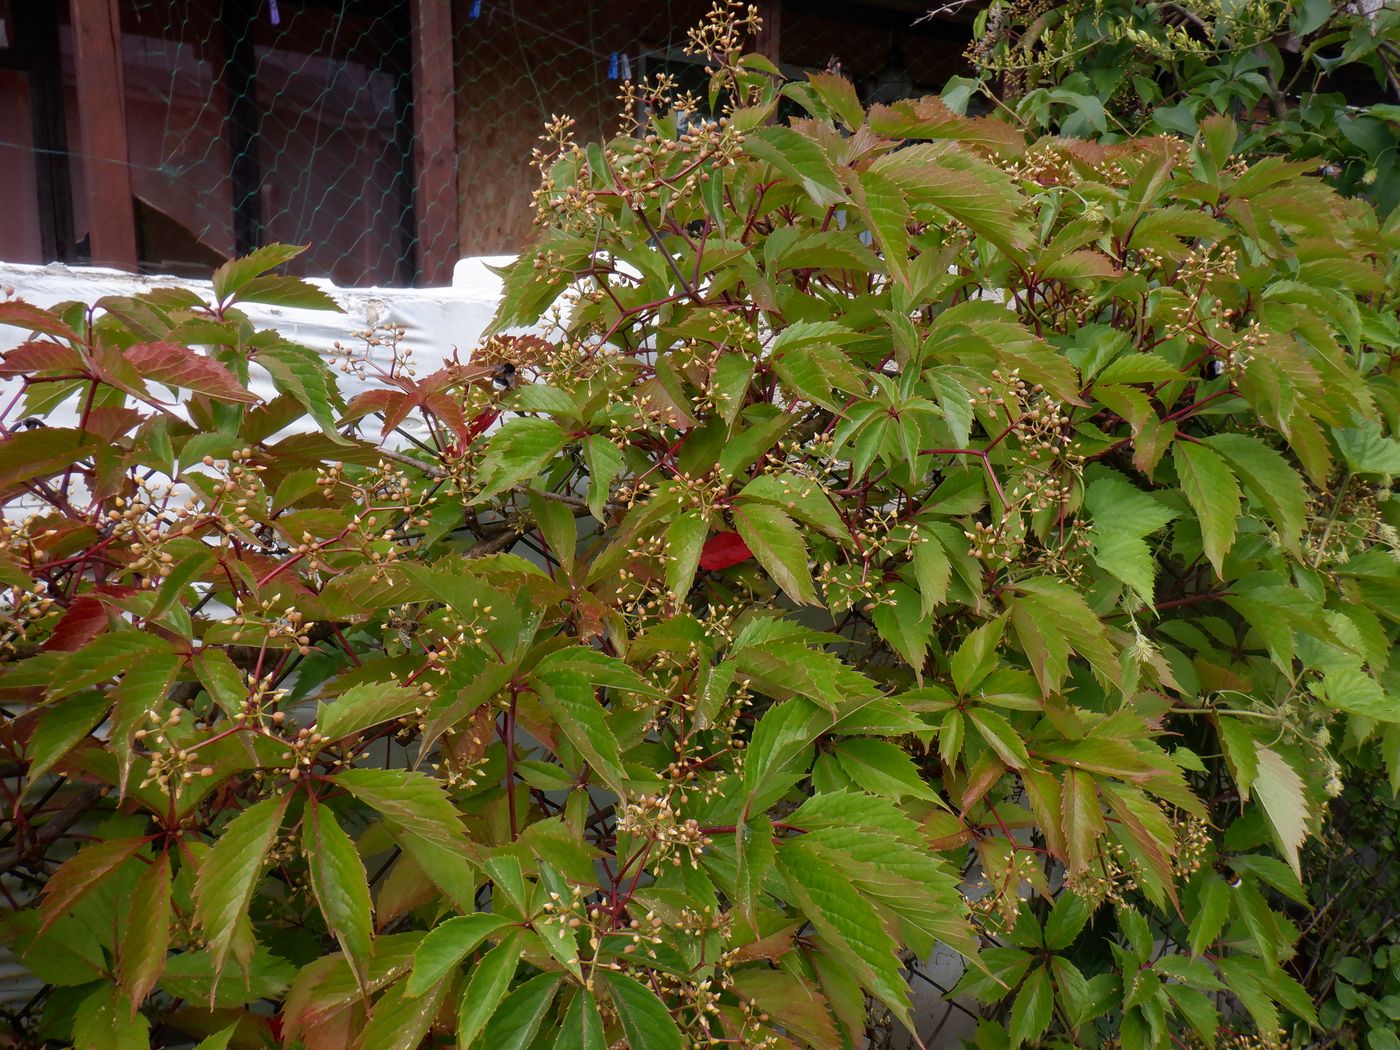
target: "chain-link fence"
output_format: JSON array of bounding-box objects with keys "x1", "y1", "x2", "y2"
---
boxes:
[{"x1": 0, "y1": 1, "x2": 971, "y2": 285}]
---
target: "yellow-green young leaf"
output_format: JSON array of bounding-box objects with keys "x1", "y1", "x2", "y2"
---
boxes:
[
  {"x1": 666, "y1": 513, "x2": 708, "y2": 599},
  {"x1": 333, "y1": 768, "x2": 476, "y2": 911},
  {"x1": 777, "y1": 839, "x2": 913, "y2": 1029},
  {"x1": 1203, "y1": 433, "x2": 1307, "y2": 556},
  {"x1": 472, "y1": 417, "x2": 569, "y2": 504},
  {"x1": 731, "y1": 501, "x2": 817, "y2": 605},
  {"x1": 532, "y1": 668, "x2": 629, "y2": 795},
  {"x1": 1252, "y1": 744, "x2": 1310, "y2": 879},
  {"x1": 314, "y1": 681, "x2": 423, "y2": 743},
  {"x1": 552, "y1": 986, "x2": 607, "y2": 1050},
  {"x1": 305, "y1": 804, "x2": 374, "y2": 987},
  {"x1": 1173, "y1": 441, "x2": 1240, "y2": 577},
  {"x1": 1218, "y1": 718, "x2": 1259, "y2": 798},
  {"x1": 194, "y1": 794, "x2": 290, "y2": 980},
  {"x1": 407, "y1": 913, "x2": 515, "y2": 998},
  {"x1": 482, "y1": 973, "x2": 563, "y2": 1050},
  {"x1": 455, "y1": 931, "x2": 523, "y2": 1047},
  {"x1": 72, "y1": 984, "x2": 150, "y2": 1050},
  {"x1": 1009, "y1": 965, "x2": 1054, "y2": 1049},
  {"x1": 599, "y1": 971, "x2": 684, "y2": 1050},
  {"x1": 362, "y1": 974, "x2": 451, "y2": 1050},
  {"x1": 118, "y1": 850, "x2": 171, "y2": 1014}
]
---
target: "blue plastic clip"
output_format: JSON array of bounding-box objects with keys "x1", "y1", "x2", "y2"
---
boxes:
[
  {"x1": 268, "y1": 0, "x2": 280, "y2": 25},
  {"x1": 469, "y1": 0, "x2": 482, "y2": 18},
  {"x1": 608, "y1": 52, "x2": 620, "y2": 79}
]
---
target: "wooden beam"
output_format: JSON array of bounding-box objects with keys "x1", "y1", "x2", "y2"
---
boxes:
[
  {"x1": 410, "y1": 0, "x2": 458, "y2": 287},
  {"x1": 220, "y1": 0, "x2": 261, "y2": 257},
  {"x1": 70, "y1": 0, "x2": 136, "y2": 269},
  {"x1": 755, "y1": 0, "x2": 781, "y2": 64}
]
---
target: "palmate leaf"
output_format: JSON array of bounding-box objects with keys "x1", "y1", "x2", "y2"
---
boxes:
[
  {"x1": 777, "y1": 838, "x2": 914, "y2": 1030},
  {"x1": 40, "y1": 836, "x2": 149, "y2": 935},
  {"x1": 314, "y1": 681, "x2": 424, "y2": 743}
]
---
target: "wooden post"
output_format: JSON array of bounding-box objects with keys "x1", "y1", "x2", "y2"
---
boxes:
[
  {"x1": 755, "y1": 0, "x2": 781, "y2": 64},
  {"x1": 69, "y1": 0, "x2": 137, "y2": 269},
  {"x1": 409, "y1": 0, "x2": 459, "y2": 287}
]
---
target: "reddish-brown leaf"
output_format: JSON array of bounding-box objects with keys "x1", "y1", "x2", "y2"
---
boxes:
[
  {"x1": 125, "y1": 342, "x2": 258, "y2": 403},
  {"x1": 699, "y1": 531, "x2": 753, "y2": 570},
  {"x1": 0, "y1": 340, "x2": 88, "y2": 376},
  {"x1": 0, "y1": 301, "x2": 81, "y2": 341}
]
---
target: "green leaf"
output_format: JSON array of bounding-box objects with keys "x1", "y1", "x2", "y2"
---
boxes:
[
  {"x1": 833, "y1": 738, "x2": 939, "y2": 800},
  {"x1": 1252, "y1": 743, "x2": 1310, "y2": 879},
  {"x1": 599, "y1": 971, "x2": 684, "y2": 1050},
  {"x1": 1085, "y1": 474, "x2": 1178, "y2": 602},
  {"x1": 193, "y1": 793, "x2": 290, "y2": 979},
  {"x1": 1009, "y1": 965, "x2": 1054, "y2": 1049},
  {"x1": 364, "y1": 975, "x2": 451, "y2": 1050},
  {"x1": 23, "y1": 689, "x2": 108, "y2": 790},
  {"x1": 256, "y1": 342, "x2": 345, "y2": 439},
  {"x1": 1043, "y1": 892, "x2": 1089, "y2": 950},
  {"x1": 552, "y1": 987, "x2": 607, "y2": 1050},
  {"x1": 190, "y1": 1025, "x2": 239, "y2": 1050},
  {"x1": 315, "y1": 681, "x2": 423, "y2": 742},
  {"x1": 39, "y1": 836, "x2": 148, "y2": 934},
  {"x1": 666, "y1": 512, "x2": 708, "y2": 599},
  {"x1": 73, "y1": 984, "x2": 151, "y2": 1050},
  {"x1": 533, "y1": 668, "x2": 630, "y2": 794},
  {"x1": 735, "y1": 814, "x2": 776, "y2": 923},
  {"x1": 213, "y1": 244, "x2": 307, "y2": 302},
  {"x1": 1188, "y1": 872, "x2": 1231, "y2": 956},
  {"x1": 732, "y1": 501, "x2": 817, "y2": 605},
  {"x1": 1174, "y1": 441, "x2": 1240, "y2": 577},
  {"x1": 1203, "y1": 433, "x2": 1307, "y2": 555},
  {"x1": 408, "y1": 913, "x2": 515, "y2": 997},
  {"x1": 458, "y1": 932, "x2": 524, "y2": 1047},
  {"x1": 951, "y1": 616, "x2": 1007, "y2": 694},
  {"x1": 118, "y1": 849, "x2": 171, "y2": 1012},
  {"x1": 1333, "y1": 424, "x2": 1400, "y2": 475},
  {"x1": 474, "y1": 417, "x2": 570, "y2": 503},
  {"x1": 743, "y1": 126, "x2": 845, "y2": 206},
  {"x1": 305, "y1": 804, "x2": 374, "y2": 986},
  {"x1": 334, "y1": 768, "x2": 476, "y2": 910},
  {"x1": 777, "y1": 838, "x2": 913, "y2": 1028},
  {"x1": 969, "y1": 708, "x2": 1031, "y2": 770},
  {"x1": 482, "y1": 972, "x2": 563, "y2": 1050},
  {"x1": 582, "y1": 434, "x2": 624, "y2": 520}
]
